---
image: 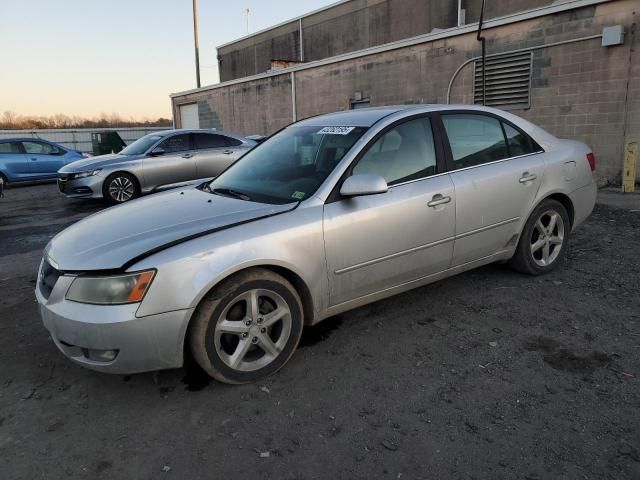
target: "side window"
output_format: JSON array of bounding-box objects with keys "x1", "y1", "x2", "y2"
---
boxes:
[
  {"x1": 193, "y1": 133, "x2": 226, "y2": 150},
  {"x1": 503, "y1": 123, "x2": 537, "y2": 157},
  {"x1": 353, "y1": 117, "x2": 437, "y2": 185},
  {"x1": 225, "y1": 136, "x2": 243, "y2": 147},
  {"x1": 442, "y1": 114, "x2": 508, "y2": 169},
  {"x1": 22, "y1": 141, "x2": 54, "y2": 155},
  {"x1": 0, "y1": 142, "x2": 20, "y2": 154},
  {"x1": 158, "y1": 134, "x2": 191, "y2": 153}
]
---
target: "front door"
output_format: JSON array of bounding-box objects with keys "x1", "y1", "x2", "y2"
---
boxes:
[
  {"x1": 323, "y1": 116, "x2": 455, "y2": 306},
  {"x1": 22, "y1": 141, "x2": 65, "y2": 177},
  {"x1": 439, "y1": 113, "x2": 545, "y2": 266},
  {"x1": 142, "y1": 133, "x2": 197, "y2": 188}
]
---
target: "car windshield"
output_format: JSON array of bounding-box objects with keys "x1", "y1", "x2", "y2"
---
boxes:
[
  {"x1": 120, "y1": 134, "x2": 163, "y2": 155},
  {"x1": 207, "y1": 125, "x2": 367, "y2": 204}
]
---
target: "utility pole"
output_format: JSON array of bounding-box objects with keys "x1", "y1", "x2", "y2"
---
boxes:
[
  {"x1": 246, "y1": 8, "x2": 250, "y2": 34},
  {"x1": 192, "y1": 0, "x2": 201, "y2": 88}
]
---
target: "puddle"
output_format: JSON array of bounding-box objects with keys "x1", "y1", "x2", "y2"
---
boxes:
[
  {"x1": 543, "y1": 349, "x2": 612, "y2": 375},
  {"x1": 524, "y1": 336, "x2": 613, "y2": 375},
  {"x1": 299, "y1": 316, "x2": 343, "y2": 348}
]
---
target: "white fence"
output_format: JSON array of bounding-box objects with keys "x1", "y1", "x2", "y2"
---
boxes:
[{"x1": 0, "y1": 127, "x2": 168, "y2": 153}]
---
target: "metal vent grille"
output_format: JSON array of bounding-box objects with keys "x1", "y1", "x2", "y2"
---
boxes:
[{"x1": 474, "y1": 52, "x2": 532, "y2": 109}]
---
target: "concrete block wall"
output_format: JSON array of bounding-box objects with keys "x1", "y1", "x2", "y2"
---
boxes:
[
  {"x1": 173, "y1": 74, "x2": 294, "y2": 135},
  {"x1": 173, "y1": 0, "x2": 639, "y2": 185},
  {"x1": 218, "y1": 0, "x2": 458, "y2": 82}
]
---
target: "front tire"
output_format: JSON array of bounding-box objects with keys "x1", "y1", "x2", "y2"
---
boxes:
[
  {"x1": 510, "y1": 199, "x2": 570, "y2": 275},
  {"x1": 188, "y1": 268, "x2": 304, "y2": 384},
  {"x1": 102, "y1": 172, "x2": 139, "y2": 204}
]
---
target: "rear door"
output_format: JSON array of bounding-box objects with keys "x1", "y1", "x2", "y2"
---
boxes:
[
  {"x1": 192, "y1": 133, "x2": 239, "y2": 178},
  {"x1": 142, "y1": 133, "x2": 197, "y2": 187},
  {"x1": 0, "y1": 141, "x2": 29, "y2": 180},
  {"x1": 438, "y1": 112, "x2": 545, "y2": 266},
  {"x1": 22, "y1": 141, "x2": 66, "y2": 177},
  {"x1": 323, "y1": 115, "x2": 455, "y2": 306}
]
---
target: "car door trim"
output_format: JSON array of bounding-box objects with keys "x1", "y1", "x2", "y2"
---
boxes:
[
  {"x1": 334, "y1": 215, "x2": 520, "y2": 275},
  {"x1": 455, "y1": 216, "x2": 520, "y2": 240},
  {"x1": 334, "y1": 235, "x2": 456, "y2": 275}
]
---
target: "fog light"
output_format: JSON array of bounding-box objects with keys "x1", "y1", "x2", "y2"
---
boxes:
[{"x1": 81, "y1": 348, "x2": 119, "y2": 362}]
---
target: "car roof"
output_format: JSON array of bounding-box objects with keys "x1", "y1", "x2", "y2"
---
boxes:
[
  {"x1": 293, "y1": 104, "x2": 532, "y2": 127},
  {"x1": 154, "y1": 129, "x2": 236, "y2": 136},
  {"x1": 152, "y1": 129, "x2": 251, "y2": 142}
]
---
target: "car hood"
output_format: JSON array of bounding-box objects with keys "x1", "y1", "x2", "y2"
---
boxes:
[
  {"x1": 45, "y1": 188, "x2": 295, "y2": 271},
  {"x1": 59, "y1": 153, "x2": 139, "y2": 173}
]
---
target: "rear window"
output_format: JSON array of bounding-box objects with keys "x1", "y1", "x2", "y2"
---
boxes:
[
  {"x1": 0, "y1": 142, "x2": 20, "y2": 154},
  {"x1": 193, "y1": 133, "x2": 226, "y2": 149}
]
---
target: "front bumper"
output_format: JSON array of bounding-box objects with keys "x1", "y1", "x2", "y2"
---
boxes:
[
  {"x1": 36, "y1": 273, "x2": 193, "y2": 375},
  {"x1": 57, "y1": 174, "x2": 104, "y2": 199}
]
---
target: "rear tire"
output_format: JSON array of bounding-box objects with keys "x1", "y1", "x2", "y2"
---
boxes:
[
  {"x1": 188, "y1": 268, "x2": 304, "y2": 384},
  {"x1": 102, "y1": 172, "x2": 139, "y2": 204},
  {"x1": 510, "y1": 199, "x2": 571, "y2": 275}
]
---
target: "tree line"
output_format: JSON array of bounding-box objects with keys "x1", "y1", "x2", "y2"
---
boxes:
[{"x1": 0, "y1": 111, "x2": 172, "y2": 130}]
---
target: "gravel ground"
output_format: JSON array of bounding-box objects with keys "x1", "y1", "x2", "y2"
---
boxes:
[{"x1": 0, "y1": 182, "x2": 638, "y2": 480}]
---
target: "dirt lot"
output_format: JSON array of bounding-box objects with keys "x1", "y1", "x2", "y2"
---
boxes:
[{"x1": 0, "y1": 182, "x2": 638, "y2": 480}]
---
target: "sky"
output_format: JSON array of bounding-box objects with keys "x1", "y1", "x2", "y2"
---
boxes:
[{"x1": 0, "y1": 0, "x2": 336, "y2": 119}]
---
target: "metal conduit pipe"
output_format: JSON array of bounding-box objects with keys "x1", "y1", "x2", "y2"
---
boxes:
[{"x1": 446, "y1": 34, "x2": 603, "y2": 104}]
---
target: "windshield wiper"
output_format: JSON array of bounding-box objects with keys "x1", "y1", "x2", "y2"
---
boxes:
[{"x1": 212, "y1": 187, "x2": 252, "y2": 201}]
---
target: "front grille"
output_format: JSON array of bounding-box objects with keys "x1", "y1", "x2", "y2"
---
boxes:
[{"x1": 39, "y1": 260, "x2": 62, "y2": 299}]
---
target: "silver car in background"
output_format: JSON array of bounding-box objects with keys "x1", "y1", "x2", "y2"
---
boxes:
[
  {"x1": 37, "y1": 105, "x2": 597, "y2": 384},
  {"x1": 57, "y1": 129, "x2": 256, "y2": 203}
]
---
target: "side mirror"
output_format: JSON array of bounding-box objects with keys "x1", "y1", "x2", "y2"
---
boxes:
[
  {"x1": 149, "y1": 147, "x2": 166, "y2": 157},
  {"x1": 340, "y1": 174, "x2": 388, "y2": 197}
]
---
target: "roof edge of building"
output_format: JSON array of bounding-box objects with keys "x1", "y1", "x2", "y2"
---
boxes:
[{"x1": 171, "y1": 0, "x2": 609, "y2": 99}]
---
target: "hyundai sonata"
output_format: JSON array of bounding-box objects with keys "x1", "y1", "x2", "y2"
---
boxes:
[{"x1": 37, "y1": 105, "x2": 597, "y2": 383}]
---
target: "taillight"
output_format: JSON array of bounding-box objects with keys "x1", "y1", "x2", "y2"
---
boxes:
[{"x1": 586, "y1": 152, "x2": 596, "y2": 172}]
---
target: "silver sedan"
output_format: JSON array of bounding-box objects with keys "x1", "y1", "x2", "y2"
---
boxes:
[
  {"x1": 37, "y1": 105, "x2": 597, "y2": 383},
  {"x1": 57, "y1": 129, "x2": 256, "y2": 203}
]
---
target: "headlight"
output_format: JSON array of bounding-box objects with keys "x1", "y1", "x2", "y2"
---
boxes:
[
  {"x1": 65, "y1": 270, "x2": 155, "y2": 305},
  {"x1": 73, "y1": 169, "x2": 101, "y2": 179}
]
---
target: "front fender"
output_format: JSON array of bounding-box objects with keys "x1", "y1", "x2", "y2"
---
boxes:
[{"x1": 132, "y1": 205, "x2": 328, "y2": 321}]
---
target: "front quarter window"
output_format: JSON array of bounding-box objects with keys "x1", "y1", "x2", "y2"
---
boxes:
[{"x1": 208, "y1": 125, "x2": 367, "y2": 204}]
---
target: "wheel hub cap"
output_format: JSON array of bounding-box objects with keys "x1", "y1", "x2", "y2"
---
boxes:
[
  {"x1": 109, "y1": 177, "x2": 134, "y2": 202},
  {"x1": 214, "y1": 289, "x2": 292, "y2": 372},
  {"x1": 530, "y1": 209, "x2": 565, "y2": 267}
]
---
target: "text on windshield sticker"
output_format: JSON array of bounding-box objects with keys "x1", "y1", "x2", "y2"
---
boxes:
[{"x1": 317, "y1": 126, "x2": 355, "y2": 135}]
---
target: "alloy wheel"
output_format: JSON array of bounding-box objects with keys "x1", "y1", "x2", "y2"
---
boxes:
[
  {"x1": 214, "y1": 289, "x2": 292, "y2": 372},
  {"x1": 108, "y1": 176, "x2": 135, "y2": 202},
  {"x1": 530, "y1": 209, "x2": 565, "y2": 267}
]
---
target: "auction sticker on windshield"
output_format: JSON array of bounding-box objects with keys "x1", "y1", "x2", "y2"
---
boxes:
[{"x1": 317, "y1": 126, "x2": 355, "y2": 135}]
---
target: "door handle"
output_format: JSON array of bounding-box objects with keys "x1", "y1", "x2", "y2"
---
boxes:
[
  {"x1": 181, "y1": 153, "x2": 194, "y2": 158},
  {"x1": 30, "y1": 157, "x2": 37, "y2": 161},
  {"x1": 223, "y1": 150, "x2": 233, "y2": 155},
  {"x1": 519, "y1": 172, "x2": 537, "y2": 183},
  {"x1": 427, "y1": 194, "x2": 451, "y2": 208}
]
